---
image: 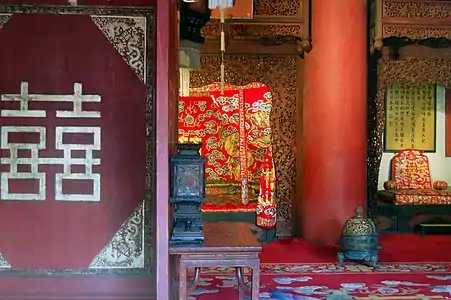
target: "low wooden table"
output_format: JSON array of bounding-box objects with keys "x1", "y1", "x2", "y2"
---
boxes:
[
  {"x1": 419, "y1": 223, "x2": 451, "y2": 235},
  {"x1": 170, "y1": 222, "x2": 261, "y2": 300}
]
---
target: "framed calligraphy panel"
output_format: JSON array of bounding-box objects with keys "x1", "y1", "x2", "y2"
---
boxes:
[
  {"x1": 384, "y1": 85, "x2": 436, "y2": 152},
  {"x1": 446, "y1": 89, "x2": 451, "y2": 157}
]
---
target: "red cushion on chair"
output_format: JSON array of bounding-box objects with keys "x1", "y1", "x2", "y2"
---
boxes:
[
  {"x1": 392, "y1": 149, "x2": 433, "y2": 190},
  {"x1": 433, "y1": 181, "x2": 449, "y2": 190}
]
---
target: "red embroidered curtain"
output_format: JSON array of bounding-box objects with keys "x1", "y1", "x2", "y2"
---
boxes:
[{"x1": 178, "y1": 82, "x2": 277, "y2": 228}]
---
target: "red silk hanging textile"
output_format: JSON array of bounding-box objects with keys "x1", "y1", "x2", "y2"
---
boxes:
[{"x1": 180, "y1": 82, "x2": 277, "y2": 228}]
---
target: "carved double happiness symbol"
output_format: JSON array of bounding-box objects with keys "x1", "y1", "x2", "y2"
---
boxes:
[{"x1": 1, "y1": 82, "x2": 102, "y2": 202}]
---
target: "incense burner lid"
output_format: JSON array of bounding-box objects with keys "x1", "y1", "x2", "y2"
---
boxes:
[
  {"x1": 337, "y1": 206, "x2": 379, "y2": 268},
  {"x1": 341, "y1": 206, "x2": 377, "y2": 235}
]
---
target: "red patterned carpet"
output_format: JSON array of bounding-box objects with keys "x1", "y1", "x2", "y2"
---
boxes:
[{"x1": 190, "y1": 234, "x2": 451, "y2": 299}]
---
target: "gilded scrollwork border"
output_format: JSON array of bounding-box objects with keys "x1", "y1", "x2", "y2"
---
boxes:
[
  {"x1": 190, "y1": 55, "x2": 299, "y2": 237},
  {"x1": 0, "y1": 4, "x2": 155, "y2": 277}
]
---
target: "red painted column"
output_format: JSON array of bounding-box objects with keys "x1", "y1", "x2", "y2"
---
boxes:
[{"x1": 301, "y1": 0, "x2": 368, "y2": 246}]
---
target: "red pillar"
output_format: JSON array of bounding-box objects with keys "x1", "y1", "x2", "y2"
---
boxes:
[{"x1": 301, "y1": 0, "x2": 368, "y2": 246}]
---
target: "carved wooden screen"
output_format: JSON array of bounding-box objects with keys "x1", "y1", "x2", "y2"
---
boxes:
[
  {"x1": 446, "y1": 89, "x2": 451, "y2": 157},
  {"x1": 0, "y1": 5, "x2": 155, "y2": 296}
]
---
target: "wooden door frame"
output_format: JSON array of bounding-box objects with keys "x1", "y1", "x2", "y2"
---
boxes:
[
  {"x1": 446, "y1": 88, "x2": 451, "y2": 157},
  {"x1": 155, "y1": 0, "x2": 179, "y2": 299}
]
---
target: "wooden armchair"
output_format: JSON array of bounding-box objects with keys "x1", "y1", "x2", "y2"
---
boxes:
[
  {"x1": 378, "y1": 149, "x2": 450, "y2": 205},
  {"x1": 377, "y1": 149, "x2": 451, "y2": 233}
]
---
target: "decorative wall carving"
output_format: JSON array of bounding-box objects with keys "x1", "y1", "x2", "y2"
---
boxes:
[
  {"x1": 382, "y1": 25, "x2": 451, "y2": 40},
  {"x1": 253, "y1": 0, "x2": 301, "y2": 16},
  {"x1": 383, "y1": 1, "x2": 451, "y2": 20},
  {"x1": 373, "y1": 0, "x2": 451, "y2": 50},
  {"x1": 203, "y1": 23, "x2": 302, "y2": 42},
  {"x1": 0, "y1": 252, "x2": 10, "y2": 269},
  {"x1": 228, "y1": 24, "x2": 302, "y2": 41},
  {"x1": 378, "y1": 58, "x2": 451, "y2": 88},
  {"x1": 92, "y1": 16, "x2": 147, "y2": 82},
  {"x1": 0, "y1": 13, "x2": 10, "y2": 29},
  {"x1": 191, "y1": 56, "x2": 298, "y2": 237},
  {"x1": 90, "y1": 201, "x2": 146, "y2": 269},
  {"x1": 202, "y1": 22, "x2": 221, "y2": 38}
]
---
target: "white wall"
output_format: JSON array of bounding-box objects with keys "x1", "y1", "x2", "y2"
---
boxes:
[{"x1": 378, "y1": 86, "x2": 451, "y2": 189}]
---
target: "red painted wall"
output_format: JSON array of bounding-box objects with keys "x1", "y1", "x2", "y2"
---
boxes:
[{"x1": 446, "y1": 89, "x2": 451, "y2": 157}]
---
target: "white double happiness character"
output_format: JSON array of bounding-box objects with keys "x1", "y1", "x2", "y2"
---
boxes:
[{"x1": 1, "y1": 82, "x2": 102, "y2": 202}]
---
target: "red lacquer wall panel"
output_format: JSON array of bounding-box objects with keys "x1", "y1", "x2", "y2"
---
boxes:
[
  {"x1": 0, "y1": 4, "x2": 157, "y2": 298},
  {"x1": 446, "y1": 89, "x2": 451, "y2": 157},
  {"x1": 0, "y1": 13, "x2": 147, "y2": 268}
]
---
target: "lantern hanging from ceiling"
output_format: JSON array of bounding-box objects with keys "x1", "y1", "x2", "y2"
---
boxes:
[
  {"x1": 179, "y1": 0, "x2": 211, "y2": 96},
  {"x1": 178, "y1": 0, "x2": 236, "y2": 96}
]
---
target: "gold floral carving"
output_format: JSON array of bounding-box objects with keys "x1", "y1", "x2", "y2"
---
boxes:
[
  {"x1": 382, "y1": 25, "x2": 451, "y2": 39},
  {"x1": 228, "y1": 24, "x2": 302, "y2": 41},
  {"x1": 253, "y1": 0, "x2": 301, "y2": 16},
  {"x1": 383, "y1": 1, "x2": 451, "y2": 20},
  {"x1": 0, "y1": 13, "x2": 11, "y2": 29},
  {"x1": 202, "y1": 22, "x2": 221, "y2": 38},
  {"x1": 91, "y1": 16, "x2": 146, "y2": 82},
  {"x1": 90, "y1": 201, "x2": 146, "y2": 269},
  {"x1": 191, "y1": 56, "x2": 298, "y2": 237},
  {"x1": 0, "y1": 252, "x2": 11, "y2": 269}
]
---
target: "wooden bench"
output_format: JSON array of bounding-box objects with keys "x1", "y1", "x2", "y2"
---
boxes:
[{"x1": 170, "y1": 222, "x2": 261, "y2": 300}]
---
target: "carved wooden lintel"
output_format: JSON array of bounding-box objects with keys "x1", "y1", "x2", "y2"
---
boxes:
[
  {"x1": 203, "y1": 19, "x2": 302, "y2": 41},
  {"x1": 371, "y1": 0, "x2": 451, "y2": 54},
  {"x1": 381, "y1": 37, "x2": 451, "y2": 60},
  {"x1": 381, "y1": 44, "x2": 451, "y2": 60},
  {"x1": 201, "y1": 40, "x2": 299, "y2": 55},
  {"x1": 201, "y1": 18, "x2": 305, "y2": 56}
]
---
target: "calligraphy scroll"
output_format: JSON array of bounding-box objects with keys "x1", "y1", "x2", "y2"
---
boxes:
[{"x1": 384, "y1": 85, "x2": 436, "y2": 152}]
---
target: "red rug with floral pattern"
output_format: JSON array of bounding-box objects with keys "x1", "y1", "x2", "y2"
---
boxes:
[
  {"x1": 189, "y1": 234, "x2": 451, "y2": 299},
  {"x1": 191, "y1": 262, "x2": 451, "y2": 299}
]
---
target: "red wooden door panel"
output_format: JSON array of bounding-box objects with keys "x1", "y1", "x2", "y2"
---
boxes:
[
  {"x1": 0, "y1": 5, "x2": 155, "y2": 298},
  {"x1": 446, "y1": 88, "x2": 451, "y2": 157}
]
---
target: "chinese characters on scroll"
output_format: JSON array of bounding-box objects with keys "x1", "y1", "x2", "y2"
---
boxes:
[
  {"x1": 385, "y1": 85, "x2": 436, "y2": 152},
  {"x1": 1, "y1": 82, "x2": 102, "y2": 201}
]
